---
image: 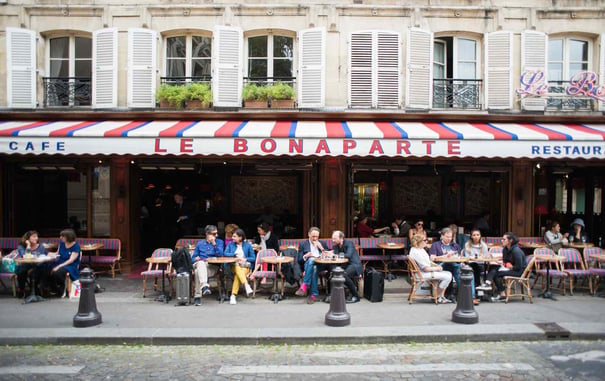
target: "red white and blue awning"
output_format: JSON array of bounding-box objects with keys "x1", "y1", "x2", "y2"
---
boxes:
[{"x1": 1, "y1": 120, "x2": 604, "y2": 159}]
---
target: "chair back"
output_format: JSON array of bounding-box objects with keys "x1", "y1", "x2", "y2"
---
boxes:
[
  {"x1": 557, "y1": 247, "x2": 585, "y2": 270},
  {"x1": 254, "y1": 249, "x2": 278, "y2": 270},
  {"x1": 147, "y1": 248, "x2": 173, "y2": 272},
  {"x1": 583, "y1": 247, "x2": 603, "y2": 267},
  {"x1": 520, "y1": 257, "x2": 536, "y2": 279},
  {"x1": 407, "y1": 256, "x2": 424, "y2": 282},
  {"x1": 533, "y1": 247, "x2": 556, "y2": 270},
  {"x1": 488, "y1": 246, "x2": 503, "y2": 258}
]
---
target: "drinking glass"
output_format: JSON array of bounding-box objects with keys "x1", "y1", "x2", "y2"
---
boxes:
[{"x1": 338, "y1": 252, "x2": 345, "y2": 260}]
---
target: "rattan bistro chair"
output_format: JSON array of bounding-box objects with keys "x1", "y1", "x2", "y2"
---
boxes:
[
  {"x1": 407, "y1": 257, "x2": 439, "y2": 305},
  {"x1": 141, "y1": 248, "x2": 173, "y2": 298},
  {"x1": 558, "y1": 247, "x2": 592, "y2": 295},
  {"x1": 251, "y1": 249, "x2": 278, "y2": 298},
  {"x1": 504, "y1": 257, "x2": 535, "y2": 303}
]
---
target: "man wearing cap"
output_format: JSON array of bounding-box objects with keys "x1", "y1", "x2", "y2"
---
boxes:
[{"x1": 568, "y1": 218, "x2": 590, "y2": 243}]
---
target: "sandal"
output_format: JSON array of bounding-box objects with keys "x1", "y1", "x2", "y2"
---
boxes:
[{"x1": 438, "y1": 296, "x2": 452, "y2": 304}]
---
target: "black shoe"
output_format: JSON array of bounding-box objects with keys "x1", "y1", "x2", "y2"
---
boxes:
[
  {"x1": 194, "y1": 297, "x2": 201, "y2": 306},
  {"x1": 323, "y1": 295, "x2": 331, "y2": 303},
  {"x1": 346, "y1": 295, "x2": 360, "y2": 304}
]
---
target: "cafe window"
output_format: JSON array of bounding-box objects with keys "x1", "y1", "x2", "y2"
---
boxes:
[
  {"x1": 247, "y1": 34, "x2": 294, "y2": 80},
  {"x1": 594, "y1": 178, "x2": 602, "y2": 215},
  {"x1": 554, "y1": 177, "x2": 568, "y2": 213},
  {"x1": 165, "y1": 35, "x2": 212, "y2": 82},
  {"x1": 354, "y1": 183, "x2": 380, "y2": 219},
  {"x1": 92, "y1": 166, "x2": 110, "y2": 236},
  {"x1": 547, "y1": 37, "x2": 591, "y2": 109},
  {"x1": 45, "y1": 35, "x2": 92, "y2": 106}
]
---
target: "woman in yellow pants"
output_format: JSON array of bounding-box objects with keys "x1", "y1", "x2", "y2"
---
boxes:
[{"x1": 224, "y1": 228, "x2": 256, "y2": 304}]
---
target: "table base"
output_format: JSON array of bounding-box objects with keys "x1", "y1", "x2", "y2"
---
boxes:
[
  {"x1": 538, "y1": 289, "x2": 556, "y2": 300},
  {"x1": 23, "y1": 294, "x2": 46, "y2": 304}
]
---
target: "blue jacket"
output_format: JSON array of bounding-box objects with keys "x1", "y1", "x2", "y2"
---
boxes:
[
  {"x1": 191, "y1": 238, "x2": 224, "y2": 262},
  {"x1": 332, "y1": 240, "x2": 362, "y2": 275},
  {"x1": 224, "y1": 241, "x2": 256, "y2": 270},
  {"x1": 297, "y1": 239, "x2": 328, "y2": 266}
]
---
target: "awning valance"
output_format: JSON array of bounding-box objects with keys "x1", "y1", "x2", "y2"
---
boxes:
[{"x1": 1, "y1": 120, "x2": 604, "y2": 159}]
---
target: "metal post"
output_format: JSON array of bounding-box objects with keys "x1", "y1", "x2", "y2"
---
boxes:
[
  {"x1": 73, "y1": 268, "x2": 102, "y2": 327},
  {"x1": 325, "y1": 266, "x2": 351, "y2": 327},
  {"x1": 452, "y1": 264, "x2": 478, "y2": 324}
]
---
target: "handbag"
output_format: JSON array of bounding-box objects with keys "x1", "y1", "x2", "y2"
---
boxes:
[
  {"x1": 69, "y1": 280, "x2": 81, "y2": 299},
  {"x1": 1, "y1": 257, "x2": 16, "y2": 273}
]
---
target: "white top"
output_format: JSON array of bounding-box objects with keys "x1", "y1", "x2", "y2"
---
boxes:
[
  {"x1": 544, "y1": 230, "x2": 568, "y2": 245},
  {"x1": 409, "y1": 247, "x2": 432, "y2": 272},
  {"x1": 463, "y1": 241, "x2": 488, "y2": 258}
]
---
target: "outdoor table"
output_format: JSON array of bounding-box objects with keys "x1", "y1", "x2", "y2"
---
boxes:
[
  {"x1": 42, "y1": 243, "x2": 58, "y2": 252},
  {"x1": 314, "y1": 257, "x2": 349, "y2": 302},
  {"x1": 471, "y1": 255, "x2": 502, "y2": 281},
  {"x1": 207, "y1": 257, "x2": 238, "y2": 303},
  {"x1": 262, "y1": 256, "x2": 294, "y2": 301},
  {"x1": 81, "y1": 243, "x2": 104, "y2": 267},
  {"x1": 146, "y1": 256, "x2": 171, "y2": 303},
  {"x1": 520, "y1": 242, "x2": 547, "y2": 249},
  {"x1": 432, "y1": 256, "x2": 469, "y2": 263},
  {"x1": 377, "y1": 242, "x2": 406, "y2": 281},
  {"x1": 14, "y1": 255, "x2": 56, "y2": 304},
  {"x1": 280, "y1": 244, "x2": 297, "y2": 251},
  {"x1": 534, "y1": 254, "x2": 565, "y2": 301}
]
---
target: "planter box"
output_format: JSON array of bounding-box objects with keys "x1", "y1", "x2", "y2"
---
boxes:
[
  {"x1": 185, "y1": 100, "x2": 211, "y2": 110},
  {"x1": 158, "y1": 100, "x2": 183, "y2": 109},
  {"x1": 271, "y1": 99, "x2": 295, "y2": 109},
  {"x1": 244, "y1": 100, "x2": 269, "y2": 108}
]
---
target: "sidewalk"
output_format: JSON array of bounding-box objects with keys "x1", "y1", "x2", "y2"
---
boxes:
[{"x1": 1, "y1": 274, "x2": 604, "y2": 345}]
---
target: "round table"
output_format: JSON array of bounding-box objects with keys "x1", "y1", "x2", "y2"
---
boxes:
[
  {"x1": 81, "y1": 243, "x2": 104, "y2": 267},
  {"x1": 14, "y1": 256, "x2": 57, "y2": 304},
  {"x1": 314, "y1": 257, "x2": 349, "y2": 265},
  {"x1": 377, "y1": 242, "x2": 406, "y2": 281},
  {"x1": 146, "y1": 256, "x2": 171, "y2": 303},
  {"x1": 207, "y1": 257, "x2": 238, "y2": 303},
  {"x1": 520, "y1": 242, "x2": 548, "y2": 250},
  {"x1": 262, "y1": 256, "x2": 294, "y2": 299},
  {"x1": 564, "y1": 242, "x2": 594, "y2": 249},
  {"x1": 433, "y1": 256, "x2": 469, "y2": 263},
  {"x1": 533, "y1": 254, "x2": 565, "y2": 300}
]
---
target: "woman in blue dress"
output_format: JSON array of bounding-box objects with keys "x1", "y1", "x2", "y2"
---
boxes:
[{"x1": 49, "y1": 229, "x2": 81, "y2": 295}]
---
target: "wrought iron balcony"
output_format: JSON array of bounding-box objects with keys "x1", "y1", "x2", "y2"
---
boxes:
[
  {"x1": 160, "y1": 76, "x2": 212, "y2": 85},
  {"x1": 43, "y1": 77, "x2": 91, "y2": 107},
  {"x1": 432, "y1": 79, "x2": 482, "y2": 109},
  {"x1": 546, "y1": 81, "x2": 595, "y2": 111}
]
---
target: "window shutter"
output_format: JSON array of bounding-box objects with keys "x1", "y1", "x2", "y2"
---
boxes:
[
  {"x1": 127, "y1": 28, "x2": 157, "y2": 108},
  {"x1": 213, "y1": 25, "x2": 243, "y2": 107},
  {"x1": 376, "y1": 32, "x2": 401, "y2": 108},
  {"x1": 521, "y1": 30, "x2": 547, "y2": 111},
  {"x1": 298, "y1": 27, "x2": 325, "y2": 108},
  {"x1": 6, "y1": 27, "x2": 36, "y2": 108},
  {"x1": 600, "y1": 34, "x2": 605, "y2": 112},
  {"x1": 349, "y1": 32, "x2": 373, "y2": 108},
  {"x1": 485, "y1": 31, "x2": 512, "y2": 110},
  {"x1": 92, "y1": 28, "x2": 117, "y2": 109},
  {"x1": 405, "y1": 28, "x2": 432, "y2": 109}
]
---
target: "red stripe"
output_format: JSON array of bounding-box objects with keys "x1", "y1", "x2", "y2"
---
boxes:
[
  {"x1": 49, "y1": 121, "x2": 97, "y2": 137},
  {"x1": 374, "y1": 122, "x2": 402, "y2": 138},
  {"x1": 564, "y1": 124, "x2": 605, "y2": 140},
  {"x1": 325, "y1": 121, "x2": 345, "y2": 138},
  {"x1": 270, "y1": 121, "x2": 292, "y2": 137},
  {"x1": 520, "y1": 123, "x2": 568, "y2": 140},
  {"x1": 470, "y1": 123, "x2": 512, "y2": 140},
  {"x1": 158, "y1": 120, "x2": 195, "y2": 137},
  {"x1": 104, "y1": 121, "x2": 147, "y2": 137},
  {"x1": 423, "y1": 122, "x2": 458, "y2": 139},
  {"x1": 214, "y1": 120, "x2": 244, "y2": 137},
  {"x1": 0, "y1": 121, "x2": 51, "y2": 136}
]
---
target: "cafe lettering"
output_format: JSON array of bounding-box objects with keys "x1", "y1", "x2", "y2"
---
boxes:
[{"x1": 517, "y1": 70, "x2": 605, "y2": 102}]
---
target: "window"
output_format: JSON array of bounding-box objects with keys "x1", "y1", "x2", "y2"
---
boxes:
[
  {"x1": 547, "y1": 37, "x2": 591, "y2": 109},
  {"x1": 432, "y1": 37, "x2": 481, "y2": 109},
  {"x1": 165, "y1": 35, "x2": 211, "y2": 83},
  {"x1": 247, "y1": 34, "x2": 293, "y2": 80},
  {"x1": 45, "y1": 36, "x2": 92, "y2": 106}
]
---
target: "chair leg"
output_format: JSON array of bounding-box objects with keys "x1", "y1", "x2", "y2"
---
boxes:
[
  {"x1": 142, "y1": 278, "x2": 147, "y2": 298},
  {"x1": 252, "y1": 278, "x2": 258, "y2": 298}
]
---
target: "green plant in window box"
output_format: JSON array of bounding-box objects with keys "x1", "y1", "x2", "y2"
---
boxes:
[
  {"x1": 269, "y1": 82, "x2": 295, "y2": 109},
  {"x1": 242, "y1": 83, "x2": 269, "y2": 108},
  {"x1": 185, "y1": 83, "x2": 212, "y2": 109},
  {"x1": 156, "y1": 84, "x2": 186, "y2": 109}
]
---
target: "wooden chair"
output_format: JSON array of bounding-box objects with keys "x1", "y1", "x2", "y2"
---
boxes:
[
  {"x1": 0, "y1": 250, "x2": 18, "y2": 297},
  {"x1": 407, "y1": 257, "x2": 439, "y2": 304},
  {"x1": 558, "y1": 247, "x2": 592, "y2": 295},
  {"x1": 141, "y1": 248, "x2": 173, "y2": 298},
  {"x1": 585, "y1": 247, "x2": 605, "y2": 294},
  {"x1": 250, "y1": 249, "x2": 278, "y2": 298},
  {"x1": 504, "y1": 257, "x2": 535, "y2": 303}
]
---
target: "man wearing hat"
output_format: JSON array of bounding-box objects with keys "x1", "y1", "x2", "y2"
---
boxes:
[{"x1": 568, "y1": 218, "x2": 590, "y2": 243}]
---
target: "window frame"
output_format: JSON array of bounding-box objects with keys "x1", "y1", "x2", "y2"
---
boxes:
[
  {"x1": 433, "y1": 36, "x2": 481, "y2": 80},
  {"x1": 163, "y1": 32, "x2": 213, "y2": 82},
  {"x1": 547, "y1": 36, "x2": 592, "y2": 81},
  {"x1": 244, "y1": 30, "x2": 295, "y2": 81}
]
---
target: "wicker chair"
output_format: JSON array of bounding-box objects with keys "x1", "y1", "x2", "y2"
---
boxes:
[
  {"x1": 558, "y1": 247, "x2": 592, "y2": 295},
  {"x1": 585, "y1": 247, "x2": 605, "y2": 294},
  {"x1": 141, "y1": 248, "x2": 173, "y2": 298},
  {"x1": 251, "y1": 249, "x2": 278, "y2": 298},
  {"x1": 503, "y1": 257, "x2": 535, "y2": 303},
  {"x1": 407, "y1": 257, "x2": 439, "y2": 304}
]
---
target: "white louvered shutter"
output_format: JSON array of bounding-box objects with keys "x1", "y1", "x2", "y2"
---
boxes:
[
  {"x1": 376, "y1": 32, "x2": 401, "y2": 108},
  {"x1": 598, "y1": 33, "x2": 605, "y2": 111},
  {"x1": 405, "y1": 28, "x2": 432, "y2": 109},
  {"x1": 6, "y1": 28, "x2": 36, "y2": 108},
  {"x1": 298, "y1": 27, "x2": 325, "y2": 108},
  {"x1": 520, "y1": 30, "x2": 547, "y2": 111},
  {"x1": 92, "y1": 28, "x2": 117, "y2": 108},
  {"x1": 349, "y1": 32, "x2": 373, "y2": 108},
  {"x1": 485, "y1": 31, "x2": 512, "y2": 109},
  {"x1": 128, "y1": 28, "x2": 157, "y2": 108},
  {"x1": 213, "y1": 25, "x2": 242, "y2": 107}
]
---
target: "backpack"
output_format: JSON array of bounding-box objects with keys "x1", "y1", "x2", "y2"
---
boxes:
[
  {"x1": 171, "y1": 247, "x2": 193, "y2": 274},
  {"x1": 280, "y1": 248, "x2": 301, "y2": 285}
]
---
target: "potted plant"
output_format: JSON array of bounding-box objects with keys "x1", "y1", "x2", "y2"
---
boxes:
[
  {"x1": 185, "y1": 83, "x2": 212, "y2": 109},
  {"x1": 156, "y1": 84, "x2": 186, "y2": 109},
  {"x1": 269, "y1": 82, "x2": 295, "y2": 109},
  {"x1": 242, "y1": 83, "x2": 269, "y2": 108}
]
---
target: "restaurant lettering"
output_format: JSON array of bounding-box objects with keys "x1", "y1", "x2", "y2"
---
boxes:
[
  {"x1": 7, "y1": 141, "x2": 65, "y2": 151},
  {"x1": 517, "y1": 70, "x2": 605, "y2": 102},
  {"x1": 531, "y1": 145, "x2": 603, "y2": 156}
]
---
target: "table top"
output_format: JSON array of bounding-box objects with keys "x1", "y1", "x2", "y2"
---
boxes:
[
  {"x1": 378, "y1": 242, "x2": 406, "y2": 250},
  {"x1": 262, "y1": 256, "x2": 294, "y2": 264},
  {"x1": 42, "y1": 243, "x2": 58, "y2": 251},
  {"x1": 487, "y1": 243, "x2": 503, "y2": 248},
  {"x1": 14, "y1": 255, "x2": 56, "y2": 264},
  {"x1": 533, "y1": 254, "x2": 565, "y2": 262},
  {"x1": 588, "y1": 253, "x2": 605, "y2": 261},
  {"x1": 471, "y1": 256, "x2": 503, "y2": 263},
  {"x1": 207, "y1": 257, "x2": 238, "y2": 264},
  {"x1": 433, "y1": 256, "x2": 469, "y2": 263},
  {"x1": 81, "y1": 243, "x2": 104, "y2": 251},
  {"x1": 315, "y1": 257, "x2": 349, "y2": 265},
  {"x1": 520, "y1": 242, "x2": 548, "y2": 249},
  {"x1": 146, "y1": 256, "x2": 171, "y2": 264},
  {"x1": 564, "y1": 242, "x2": 594, "y2": 249}
]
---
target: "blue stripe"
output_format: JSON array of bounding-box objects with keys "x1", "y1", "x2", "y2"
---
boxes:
[
  {"x1": 288, "y1": 121, "x2": 297, "y2": 138},
  {"x1": 439, "y1": 122, "x2": 464, "y2": 139},
  {"x1": 340, "y1": 121, "x2": 352, "y2": 138},
  {"x1": 486, "y1": 123, "x2": 518, "y2": 140},
  {"x1": 175, "y1": 121, "x2": 199, "y2": 137},
  {"x1": 232, "y1": 121, "x2": 249, "y2": 137},
  {"x1": 121, "y1": 120, "x2": 153, "y2": 137},
  {"x1": 535, "y1": 123, "x2": 573, "y2": 140},
  {"x1": 66, "y1": 121, "x2": 103, "y2": 137},
  {"x1": 12, "y1": 121, "x2": 54, "y2": 136},
  {"x1": 389, "y1": 122, "x2": 408, "y2": 139}
]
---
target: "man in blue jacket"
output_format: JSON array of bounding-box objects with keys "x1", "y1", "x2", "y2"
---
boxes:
[
  {"x1": 192, "y1": 225, "x2": 224, "y2": 306},
  {"x1": 428, "y1": 227, "x2": 462, "y2": 301},
  {"x1": 295, "y1": 227, "x2": 328, "y2": 304}
]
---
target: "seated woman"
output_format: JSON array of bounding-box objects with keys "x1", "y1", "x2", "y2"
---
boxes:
[
  {"x1": 463, "y1": 228, "x2": 488, "y2": 305},
  {"x1": 223, "y1": 223, "x2": 239, "y2": 247},
  {"x1": 224, "y1": 228, "x2": 255, "y2": 305},
  {"x1": 408, "y1": 234, "x2": 452, "y2": 304},
  {"x1": 568, "y1": 218, "x2": 589, "y2": 244},
  {"x1": 408, "y1": 219, "x2": 428, "y2": 241},
  {"x1": 479, "y1": 232, "x2": 527, "y2": 301},
  {"x1": 356, "y1": 215, "x2": 390, "y2": 238},
  {"x1": 47, "y1": 229, "x2": 81, "y2": 296},
  {"x1": 15, "y1": 230, "x2": 47, "y2": 298},
  {"x1": 544, "y1": 221, "x2": 568, "y2": 253},
  {"x1": 255, "y1": 222, "x2": 279, "y2": 252}
]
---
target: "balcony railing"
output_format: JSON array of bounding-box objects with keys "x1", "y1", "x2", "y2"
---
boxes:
[
  {"x1": 546, "y1": 80, "x2": 595, "y2": 111},
  {"x1": 160, "y1": 76, "x2": 212, "y2": 85},
  {"x1": 43, "y1": 77, "x2": 91, "y2": 107},
  {"x1": 432, "y1": 79, "x2": 482, "y2": 109}
]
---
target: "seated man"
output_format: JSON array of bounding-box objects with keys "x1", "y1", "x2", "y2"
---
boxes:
[
  {"x1": 191, "y1": 225, "x2": 224, "y2": 306},
  {"x1": 295, "y1": 227, "x2": 329, "y2": 304},
  {"x1": 428, "y1": 227, "x2": 461, "y2": 301},
  {"x1": 328, "y1": 230, "x2": 362, "y2": 303}
]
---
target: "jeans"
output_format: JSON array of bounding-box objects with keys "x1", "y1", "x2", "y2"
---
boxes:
[
  {"x1": 302, "y1": 258, "x2": 319, "y2": 297},
  {"x1": 442, "y1": 262, "x2": 461, "y2": 297}
]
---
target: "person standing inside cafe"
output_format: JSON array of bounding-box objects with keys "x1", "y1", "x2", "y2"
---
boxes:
[
  {"x1": 295, "y1": 227, "x2": 329, "y2": 304},
  {"x1": 191, "y1": 225, "x2": 224, "y2": 306},
  {"x1": 48, "y1": 229, "x2": 81, "y2": 296},
  {"x1": 568, "y1": 218, "x2": 590, "y2": 244},
  {"x1": 428, "y1": 227, "x2": 461, "y2": 302},
  {"x1": 329, "y1": 230, "x2": 361, "y2": 303},
  {"x1": 15, "y1": 230, "x2": 47, "y2": 298},
  {"x1": 356, "y1": 215, "x2": 390, "y2": 238},
  {"x1": 224, "y1": 228, "x2": 255, "y2": 305},
  {"x1": 173, "y1": 192, "x2": 197, "y2": 240}
]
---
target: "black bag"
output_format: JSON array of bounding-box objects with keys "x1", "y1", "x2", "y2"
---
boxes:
[
  {"x1": 175, "y1": 272, "x2": 190, "y2": 306},
  {"x1": 172, "y1": 247, "x2": 193, "y2": 274},
  {"x1": 363, "y1": 267, "x2": 384, "y2": 302},
  {"x1": 280, "y1": 248, "x2": 302, "y2": 285}
]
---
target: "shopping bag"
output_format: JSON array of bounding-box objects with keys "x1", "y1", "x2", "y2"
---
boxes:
[
  {"x1": 1, "y1": 257, "x2": 16, "y2": 273},
  {"x1": 69, "y1": 280, "x2": 81, "y2": 300}
]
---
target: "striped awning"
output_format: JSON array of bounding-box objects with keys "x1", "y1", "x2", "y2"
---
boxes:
[{"x1": 1, "y1": 120, "x2": 604, "y2": 159}]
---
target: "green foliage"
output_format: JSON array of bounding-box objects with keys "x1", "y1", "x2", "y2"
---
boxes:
[
  {"x1": 242, "y1": 83, "x2": 270, "y2": 101},
  {"x1": 156, "y1": 84, "x2": 186, "y2": 108},
  {"x1": 185, "y1": 83, "x2": 212, "y2": 106},
  {"x1": 269, "y1": 82, "x2": 295, "y2": 100}
]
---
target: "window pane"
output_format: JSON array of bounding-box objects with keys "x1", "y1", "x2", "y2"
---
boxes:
[
  {"x1": 548, "y1": 63, "x2": 563, "y2": 81},
  {"x1": 433, "y1": 63, "x2": 445, "y2": 79},
  {"x1": 50, "y1": 37, "x2": 69, "y2": 59},
  {"x1": 192, "y1": 58, "x2": 211, "y2": 78},
  {"x1": 273, "y1": 36, "x2": 293, "y2": 58},
  {"x1": 166, "y1": 36, "x2": 186, "y2": 58},
  {"x1": 569, "y1": 39, "x2": 588, "y2": 62},
  {"x1": 75, "y1": 60, "x2": 92, "y2": 77},
  {"x1": 457, "y1": 39, "x2": 476, "y2": 61},
  {"x1": 457, "y1": 62, "x2": 476, "y2": 79},
  {"x1": 548, "y1": 39, "x2": 563, "y2": 61},
  {"x1": 569, "y1": 63, "x2": 588, "y2": 76},
  {"x1": 248, "y1": 36, "x2": 267, "y2": 57},
  {"x1": 434, "y1": 42, "x2": 445, "y2": 65},
  {"x1": 50, "y1": 60, "x2": 68, "y2": 77},
  {"x1": 248, "y1": 59, "x2": 267, "y2": 78},
  {"x1": 75, "y1": 37, "x2": 92, "y2": 59},
  {"x1": 166, "y1": 58, "x2": 186, "y2": 77},
  {"x1": 192, "y1": 36, "x2": 211, "y2": 58},
  {"x1": 273, "y1": 58, "x2": 293, "y2": 78},
  {"x1": 92, "y1": 166, "x2": 111, "y2": 237}
]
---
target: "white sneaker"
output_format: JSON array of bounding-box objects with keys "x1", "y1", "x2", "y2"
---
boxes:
[
  {"x1": 245, "y1": 283, "x2": 253, "y2": 297},
  {"x1": 229, "y1": 295, "x2": 237, "y2": 305}
]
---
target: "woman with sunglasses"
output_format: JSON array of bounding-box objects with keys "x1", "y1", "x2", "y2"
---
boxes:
[
  {"x1": 463, "y1": 228, "x2": 488, "y2": 305},
  {"x1": 408, "y1": 219, "x2": 427, "y2": 241},
  {"x1": 408, "y1": 234, "x2": 452, "y2": 304}
]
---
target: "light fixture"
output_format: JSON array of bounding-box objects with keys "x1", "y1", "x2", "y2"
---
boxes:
[{"x1": 536, "y1": 163, "x2": 541, "y2": 169}]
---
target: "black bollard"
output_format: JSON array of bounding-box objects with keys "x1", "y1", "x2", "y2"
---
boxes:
[
  {"x1": 452, "y1": 264, "x2": 478, "y2": 324},
  {"x1": 325, "y1": 266, "x2": 351, "y2": 327},
  {"x1": 73, "y1": 267, "x2": 103, "y2": 328}
]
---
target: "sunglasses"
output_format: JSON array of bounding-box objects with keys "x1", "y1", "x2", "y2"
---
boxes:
[{"x1": 416, "y1": 223, "x2": 423, "y2": 226}]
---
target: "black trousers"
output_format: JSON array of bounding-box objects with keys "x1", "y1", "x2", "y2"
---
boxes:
[
  {"x1": 325, "y1": 264, "x2": 359, "y2": 298},
  {"x1": 487, "y1": 267, "x2": 523, "y2": 292}
]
